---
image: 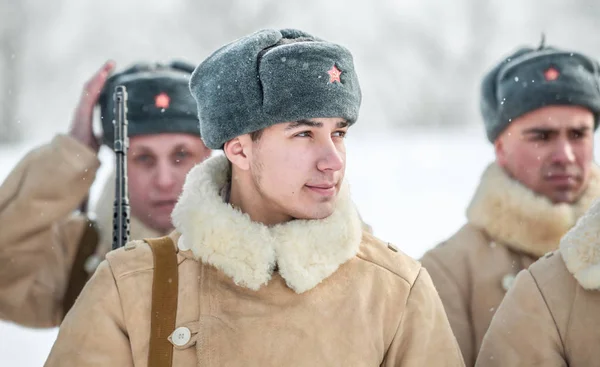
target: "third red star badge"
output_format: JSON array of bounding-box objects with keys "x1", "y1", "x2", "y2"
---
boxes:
[
  {"x1": 155, "y1": 92, "x2": 170, "y2": 109},
  {"x1": 544, "y1": 67, "x2": 560, "y2": 81}
]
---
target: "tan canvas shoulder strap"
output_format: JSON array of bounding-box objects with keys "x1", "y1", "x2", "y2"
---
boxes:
[{"x1": 144, "y1": 236, "x2": 179, "y2": 367}]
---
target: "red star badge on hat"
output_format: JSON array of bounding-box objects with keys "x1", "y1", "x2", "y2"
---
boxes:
[
  {"x1": 155, "y1": 92, "x2": 170, "y2": 109},
  {"x1": 544, "y1": 67, "x2": 560, "y2": 81},
  {"x1": 327, "y1": 65, "x2": 342, "y2": 84}
]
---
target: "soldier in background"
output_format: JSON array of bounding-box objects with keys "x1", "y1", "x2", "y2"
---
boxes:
[
  {"x1": 0, "y1": 60, "x2": 211, "y2": 327},
  {"x1": 421, "y1": 43, "x2": 600, "y2": 366}
]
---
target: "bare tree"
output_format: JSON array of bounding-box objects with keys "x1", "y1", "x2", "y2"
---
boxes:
[
  {"x1": 0, "y1": 0, "x2": 25, "y2": 143},
  {"x1": 181, "y1": 0, "x2": 285, "y2": 58},
  {"x1": 440, "y1": 0, "x2": 498, "y2": 127}
]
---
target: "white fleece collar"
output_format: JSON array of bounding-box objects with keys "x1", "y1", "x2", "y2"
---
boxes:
[
  {"x1": 560, "y1": 198, "x2": 600, "y2": 290},
  {"x1": 171, "y1": 155, "x2": 363, "y2": 293},
  {"x1": 467, "y1": 163, "x2": 600, "y2": 257}
]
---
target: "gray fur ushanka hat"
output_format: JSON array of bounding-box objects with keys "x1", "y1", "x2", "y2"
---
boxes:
[
  {"x1": 99, "y1": 61, "x2": 200, "y2": 148},
  {"x1": 481, "y1": 44, "x2": 600, "y2": 142},
  {"x1": 189, "y1": 28, "x2": 362, "y2": 149}
]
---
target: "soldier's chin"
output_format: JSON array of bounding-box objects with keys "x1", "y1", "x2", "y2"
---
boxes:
[
  {"x1": 290, "y1": 202, "x2": 337, "y2": 220},
  {"x1": 144, "y1": 214, "x2": 174, "y2": 234},
  {"x1": 547, "y1": 188, "x2": 580, "y2": 204}
]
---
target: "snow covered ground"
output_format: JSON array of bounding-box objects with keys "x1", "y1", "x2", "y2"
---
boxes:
[{"x1": 1, "y1": 128, "x2": 599, "y2": 365}]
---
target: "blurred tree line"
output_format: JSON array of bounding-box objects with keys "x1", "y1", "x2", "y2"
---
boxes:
[{"x1": 0, "y1": 0, "x2": 599, "y2": 143}]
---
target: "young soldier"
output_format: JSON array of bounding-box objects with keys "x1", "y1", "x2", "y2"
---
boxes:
[{"x1": 45, "y1": 28, "x2": 464, "y2": 366}]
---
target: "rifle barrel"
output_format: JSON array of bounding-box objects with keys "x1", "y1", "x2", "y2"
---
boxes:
[{"x1": 112, "y1": 85, "x2": 130, "y2": 250}]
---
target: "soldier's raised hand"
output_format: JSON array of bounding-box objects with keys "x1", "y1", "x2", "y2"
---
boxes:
[{"x1": 68, "y1": 60, "x2": 116, "y2": 153}]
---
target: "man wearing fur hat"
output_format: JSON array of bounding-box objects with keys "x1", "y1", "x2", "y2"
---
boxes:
[
  {"x1": 420, "y1": 43, "x2": 600, "y2": 366},
  {"x1": 476, "y1": 197, "x2": 600, "y2": 366},
  {"x1": 45, "y1": 29, "x2": 464, "y2": 366},
  {"x1": 0, "y1": 61, "x2": 211, "y2": 327}
]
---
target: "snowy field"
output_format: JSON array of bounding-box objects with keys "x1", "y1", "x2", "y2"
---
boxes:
[{"x1": 2, "y1": 128, "x2": 600, "y2": 365}]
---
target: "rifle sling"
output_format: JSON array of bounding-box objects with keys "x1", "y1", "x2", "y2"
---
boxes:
[{"x1": 145, "y1": 236, "x2": 179, "y2": 367}]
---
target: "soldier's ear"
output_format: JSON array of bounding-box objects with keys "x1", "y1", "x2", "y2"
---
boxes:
[
  {"x1": 494, "y1": 136, "x2": 508, "y2": 168},
  {"x1": 224, "y1": 135, "x2": 252, "y2": 171}
]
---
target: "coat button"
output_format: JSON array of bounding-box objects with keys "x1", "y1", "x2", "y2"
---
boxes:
[
  {"x1": 170, "y1": 327, "x2": 191, "y2": 347},
  {"x1": 83, "y1": 255, "x2": 102, "y2": 274},
  {"x1": 501, "y1": 274, "x2": 516, "y2": 292}
]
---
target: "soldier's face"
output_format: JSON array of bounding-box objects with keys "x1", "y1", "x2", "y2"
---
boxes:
[
  {"x1": 128, "y1": 133, "x2": 211, "y2": 232},
  {"x1": 226, "y1": 117, "x2": 348, "y2": 225},
  {"x1": 495, "y1": 105, "x2": 595, "y2": 204}
]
